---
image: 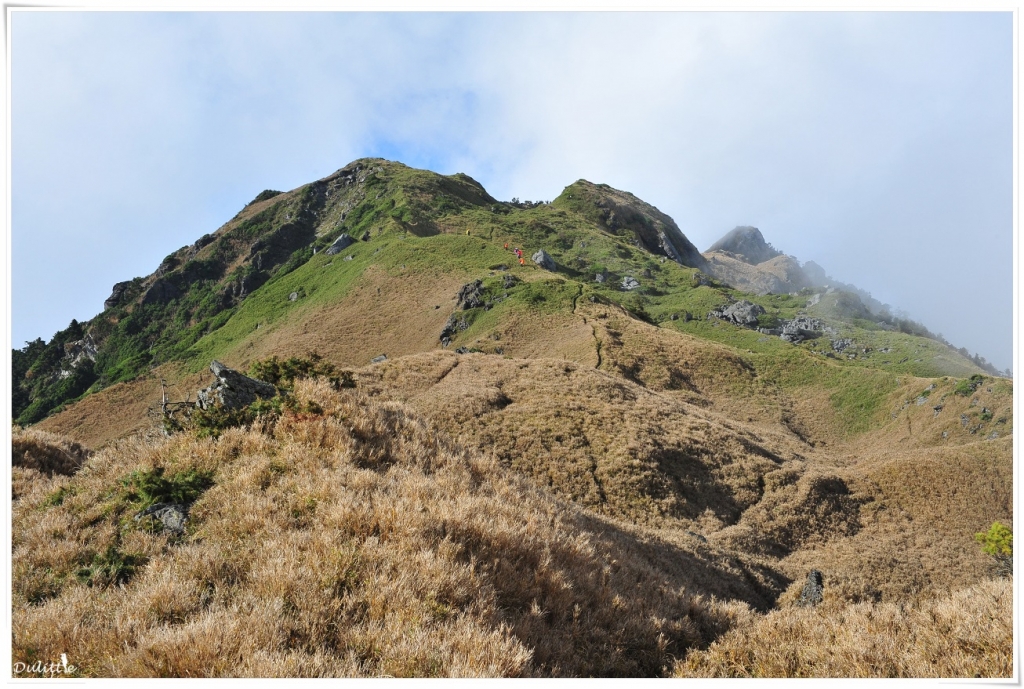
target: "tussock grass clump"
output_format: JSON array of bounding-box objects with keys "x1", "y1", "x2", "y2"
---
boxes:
[
  {"x1": 677, "y1": 577, "x2": 1012, "y2": 678},
  {"x1": 13, "y1": 379, "x2": 755, "y2": 677},
  {"x1": 13, "y1": 426, "x2": 90, "y2": 476}
]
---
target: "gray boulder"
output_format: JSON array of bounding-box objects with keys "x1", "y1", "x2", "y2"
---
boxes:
[
  {"x1": 532, "y1": 249, "x2": 556, "y2": 271},
  {"x1": 135, "y1": 502, "x2": 189, "y2": 535},
  {"x1": 196, "y1": 360, "x2": 277, "y2": 410},
  {"x1": 324, "y1": 233, "x2": 355, "y2": 256},
  {"x1": 621, "y1": 276, "x2": 640, "y2": 291},
  {"x1": 371, "y1": 354, "x2": 387, "y2": 364},
  {"x1": 798, "y1": 569, "x2": 824, "y2": 607}
]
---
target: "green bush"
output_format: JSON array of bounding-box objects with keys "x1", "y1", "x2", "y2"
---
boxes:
[
  {"x1": 119, "y1": 467, "x2": 214, "y2": 510},
  {"x1": 248, "y1": 353, "x2": 354, "y2": 392},
  {"x1": 976, "y1": 522, "x2": 1012, "y2": 577},
  {"x1": 76, "y1": 546, "x2": 147, "y2": 588}
]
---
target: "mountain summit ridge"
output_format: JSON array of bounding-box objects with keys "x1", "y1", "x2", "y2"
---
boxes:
[{"x1": 13, "y1": 158, "x2": 1004, "y2": 429}]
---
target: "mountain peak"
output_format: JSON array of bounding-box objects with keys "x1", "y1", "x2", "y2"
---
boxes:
[
  {"x1": 553, "y1": 180, "x2": 706, "y2": 268},
  {"x1": 706, "y1": 226, "x2": 782, "y2": 265}
]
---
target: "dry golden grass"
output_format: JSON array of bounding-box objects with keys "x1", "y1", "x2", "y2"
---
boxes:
[
  {"x1": 34, "y1": 364, "x2": 208, "y2": 449},
  {"x1": 356, "y1": 350, "x2": 811, "y2": 534},
  {"x1": 356, "y1": 350, "x2": 1012, "y2": 608},
  {"x1": 12, "y1": 426, "x2": 91, "y2": 477},
  {"x1": 14, "y1": 379, "x2": 774, "y2": 678},
  {"x1": 677, "y1": 577, "x2": 1012, "y2": 678},
  {"x1": 223, "y1": 265, "x2": 466, "y2": 369}
]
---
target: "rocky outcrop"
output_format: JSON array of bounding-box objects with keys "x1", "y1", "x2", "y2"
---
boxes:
[
  {"x1": 532, "y1": 249, "x2": 556, "y2": 271},
  {"x1": 324, "y1": 233, "x2": 355, "y2": 256},
  {"x1": 702, "y1": 252, "x2": 812, "y2": 296},
  {"x1": 440, "y1": 314, "x2": 469, "y2": 348},
  {"x1": 140, "y1": 278, "x2": 181, "y2": 306},
  {"x1": 196, "y1": 360, "x2": 277, "y2": 410},
  {"x1": 63, "y1": 333, "x2": 98, "y2": 369},
  {"x1": 708, "y1": 300, "x2": 765, "y2": 327},
  {"x1": 708, "y1": 301, "x2": 831, "y2": 345},
  {"x1": 456, "y1": 280, "x2": 484, "y2": 310},
  {"x1": 104, "y1": 281, "x2": 132, "y2": 309},
  {"x1": 779, "y1": 316, "x2": 828, "y2": 343},
  {"x1": 621, "y1": 276, "x2": 640, "y2": 291}
]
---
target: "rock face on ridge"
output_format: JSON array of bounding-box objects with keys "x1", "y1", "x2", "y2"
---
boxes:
[{"x1": 706, "y1": 226, "x2": 782, "y2": 265}]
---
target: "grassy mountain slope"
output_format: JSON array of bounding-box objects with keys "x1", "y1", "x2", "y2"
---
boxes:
[{"x1": 12, "y1": 159, "x2": 1012, "y2": 677}]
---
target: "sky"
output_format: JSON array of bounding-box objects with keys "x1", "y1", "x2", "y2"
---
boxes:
[{"x1": 8, "y1": 9, "x2": 1015, "y2": 372}]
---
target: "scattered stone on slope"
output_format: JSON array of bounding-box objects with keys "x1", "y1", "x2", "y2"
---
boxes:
[
  {"x1": 371, "y1": 354, "x2": 388, "y2": 364},
  {"x1": 439, "y1": 314, "x2": 469, "y2": 347},
  {"x1": 532, "y1": 249, "x2": 556, "y2": 271},
  {"x1": 135, "y1": 502, "x2": 189, "y2": 535},
  {"x1": 621, "y1": 276, "x2": 640, "y2": 291},
  {"x1": 324, "y1": 233, "x2": 355, "y2": 256},
  {"x1": 196, "y1": 360, "x2": 277, "y2": 410},
  {"x1": 104, "y1": 281, "x2": 132, "y2": 309},
  {"x1": 503, "y1": 274, "x2": 518, "y2": 289},
  {"x1": 831, "y1": 338, "x2": 854, "y2": 353},
  {"x1": 456, "y1": 280, "x2": 485, "y2": 310},
  {"x1": 595, "y1": 270, "x2": 608, "y2": 284},
  {"x1": 798, "y1": 569, "x2": 824, "y2": 607}
]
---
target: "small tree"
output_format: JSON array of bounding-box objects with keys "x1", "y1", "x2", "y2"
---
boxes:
[{"x1": 975, "y1": 522, "x2": 1013, "y2": 577}]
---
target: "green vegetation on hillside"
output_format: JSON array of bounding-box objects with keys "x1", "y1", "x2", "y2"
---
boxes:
[{"x1": 12, "y1": 159, "x2": 1001, "y2": 430}]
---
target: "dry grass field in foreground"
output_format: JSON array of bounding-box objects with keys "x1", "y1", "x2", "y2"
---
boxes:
[
  {"x1": 678, "y1": 577, "x2": 1012, "y2": 678},
  {"x1": 13, "y1": 380, "x2": 757, "y2": 677},
  {"x1": 12, "y1": 374, "x2": 1013, "y2": 678}
]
